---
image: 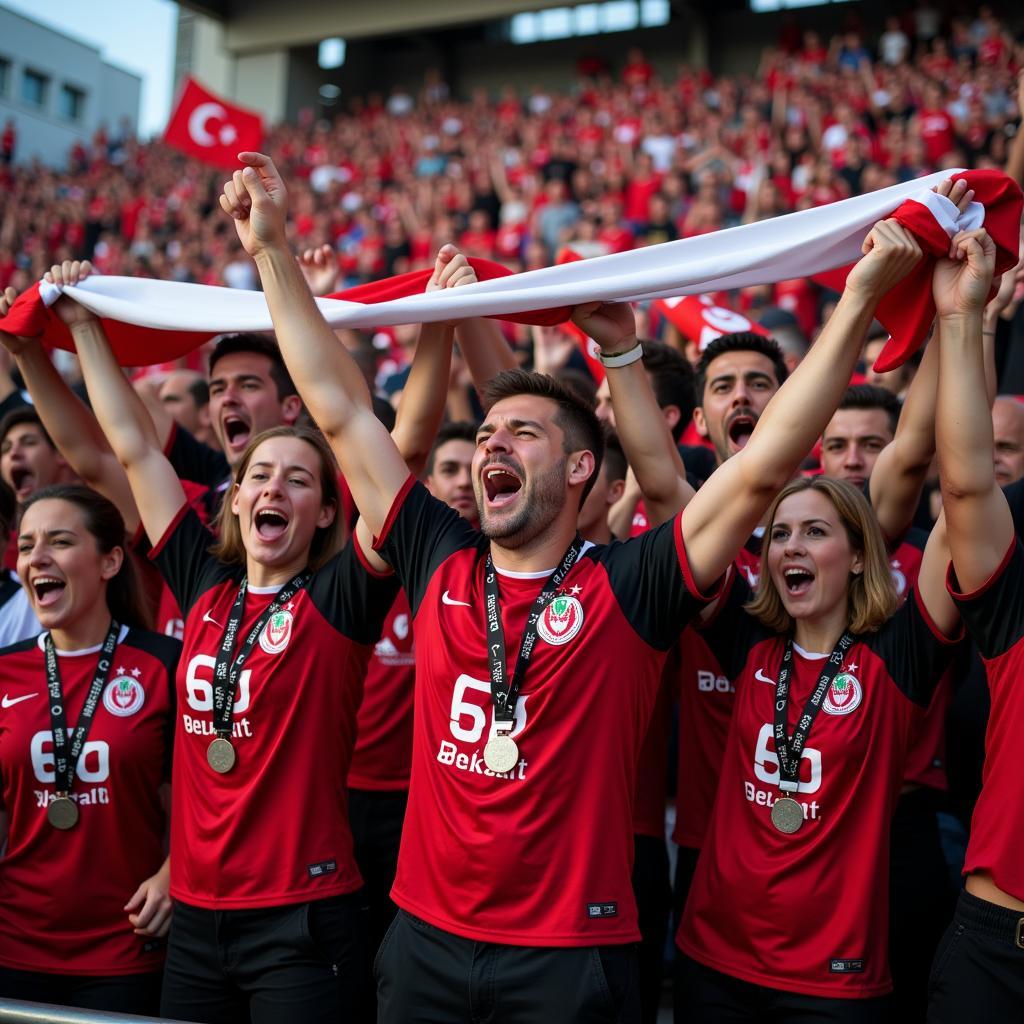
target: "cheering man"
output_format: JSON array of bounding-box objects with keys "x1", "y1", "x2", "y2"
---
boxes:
[{"x1": 220, "y1": 150, "x2": 923, "y2": 1023}]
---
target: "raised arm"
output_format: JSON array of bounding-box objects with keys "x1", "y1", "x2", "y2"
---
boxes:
[
  {"x1": 0, "y1": 288, "x2": 141, "y2": 532},
  {"x1": 43, "y1": 263, "x2": 187, "y2": 546},
  {"x1": 567, "y1": 308, "x2": 693, "y2": 527},
  {"x1": 678, "y1": 221, "x2": 922, "y2": 592},
  {"x1": 221, "y1": 153, "x2": 408, "y2": 537},
  {"x1": 869, "y1": 179, "x2": 978, "y2": 541},
  {"x1": 934, "y1": 228, "x2": 1010, "y2": 592}
]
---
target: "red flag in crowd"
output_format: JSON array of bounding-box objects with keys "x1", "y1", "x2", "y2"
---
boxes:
[
  {"x1": 163, "y1": 77, "x2": 263, "y2": 170},
  {"x1": 654, "y1": 295, "x2": 770, "y2": 352}
]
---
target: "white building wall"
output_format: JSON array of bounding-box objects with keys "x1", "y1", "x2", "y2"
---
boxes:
[{"x1": 0, "y1": 7, "x2": 141, "y2": 167}]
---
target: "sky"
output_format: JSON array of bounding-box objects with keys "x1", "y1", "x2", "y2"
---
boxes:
[{"x1": 1, "y1": 0, "x2": 178, "y2": 137}]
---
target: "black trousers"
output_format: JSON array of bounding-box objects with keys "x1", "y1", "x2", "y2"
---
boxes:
[
  {"x1": 349, "y1": 788, "x2": 407, "y2": 955},
  {"x1": 674, "y1": 954, "x2": 890, "y2": 1024},
  {"x1": 928, "y1": 889, "x2": 1024, "y2": 1023},
  {"x1": 376, "y1": 909, "x2": 640, "y2": 1023},
  {"x1": 160, "y1": 892, "x2": 367, "y2": 1024},
  {"x1": 887, "y1": 786, "x2": 956, "y2": 1024},
  {"x1": 0, "y1": 965, "x2": 162, "y2": 1015},
  {"x1": 672, "y1": 844, "x2": 702, "y2": 1024},
  {"x1": 632, "y1": 832, "x2": 671, "y2": 1024}
]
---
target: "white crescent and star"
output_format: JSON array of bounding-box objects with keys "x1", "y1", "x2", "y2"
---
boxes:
[{"x1": 187, "y1": 102, "x2": 239, "y2": 148}]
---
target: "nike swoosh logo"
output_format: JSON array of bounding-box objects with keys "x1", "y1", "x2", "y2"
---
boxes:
[
  {"x1": 754, "y1": 669, "x2": 775, "y2": 685},
  {"x1": 2, "y1": 693, "x2": 39, "y2": 708},
  {"x1": 441, "y1": 590, "x2": 471, "y2": 608},
  {"x1": 202, "y1": 611, "x2": 222, "y2": 627}
]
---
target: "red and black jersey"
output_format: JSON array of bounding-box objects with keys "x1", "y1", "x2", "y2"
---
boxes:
[
  {"x1": 949, "y1": 540, "x2": 1024, "y2": 903},
  {"x1": 347, "y1": 590, "x2": 415, "y2": 791},
  {"x1": 632, "y1": 652, "x2": 674, "y2": 839},
  {"x1": 889, "y1": 531, "x2": 951, "y2": 790},
  {"x1": 374, "y1": 478, "x2": 716, "y2": 946},
  {"x1": 0, "y1": 627, "x2": 178, "y2": 975},
  {"x1": 150, "y1": 504, "x2": 397, "y2": 910},
  {"x1": 678, "y1": 572, "x2": 958, "y2": 998},
  {"x1": 673, "y1": 543, "x2": 761, "y2": 850}
]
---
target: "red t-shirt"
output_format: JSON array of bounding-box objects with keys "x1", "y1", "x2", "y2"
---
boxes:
[
  {"x1": 0, "y1": 627, "x2": 178, "y2": 974},
  {"x1": 632, "y1": 653, "x2": 674, "y2": 838},
  {"x1": 678, "y1": 573, "x2": 957, "y2": 998},
  {"x1": 950, "y1": 540, "x2": 1024, "y2": 902},
  {"x1": 917, "y1": 109, "x2": 956, "y2": 164},
  {"x1": 150, "y1": 505, "x2": 396, "y2": 909},
  {"x1": 375, "y1": 478, "x2": 716, "y2": 945},
  {"x1": 347, "y1": 590, "x2": 415, "y2": 790}
]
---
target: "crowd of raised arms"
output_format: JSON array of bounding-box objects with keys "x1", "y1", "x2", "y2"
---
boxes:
[{"x1": 0, "y1": 14, "x2": 1023, "y2": 1024}]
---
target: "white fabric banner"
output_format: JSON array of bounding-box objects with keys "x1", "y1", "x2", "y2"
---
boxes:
[{"x1": 41, "y1": 170, "x2": 968, "y2": 331}]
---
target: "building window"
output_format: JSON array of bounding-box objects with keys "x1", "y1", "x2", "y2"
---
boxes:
[
  {"x1": 0, "y1": 58, "x2": 10, "y2": 97},
  {"x1": 21, "y1": 68, "x2": 48, "y2": 108},
  {"x1": 509, "y1": 0, "x2": 669, "y2": 44},
  {"x1": 59, "y1": 83, "x2": 85, "y2": 121}
]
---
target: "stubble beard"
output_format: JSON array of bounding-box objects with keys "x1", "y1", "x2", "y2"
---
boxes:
[{"x1": 478, "y1": 456, "x2": 567, "y2": 549}]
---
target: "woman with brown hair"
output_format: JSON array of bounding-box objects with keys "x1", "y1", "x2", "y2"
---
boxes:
[
  {"x1": 0, "y1": 484, "x2": 178, "y2": 1014},
  {"x1": 674, "y1": 473, "x2": 961, "y2": 1022},
  {"x1": 42, "y1": 263, "x2": 400, "y2": 1024}
]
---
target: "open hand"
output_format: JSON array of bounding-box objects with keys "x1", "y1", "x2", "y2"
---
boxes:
[{"x1": 218, "y1": 152, "x2": 289, "y2": 257}]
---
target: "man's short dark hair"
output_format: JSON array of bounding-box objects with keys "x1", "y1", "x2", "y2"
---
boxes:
[
  {"x1": 602, "y1": 428, "x2": 627, "y2": 484},
  {"x1": 835, "y1": 384, "x2": 902, "y2": 436},
  {"x1": 479, "y1": 369, "x2": 605, "y2": 507},
  {"x1": 426, "y1": 421, "x2": 478, "y2": 477},
  {"x1": 0, "y1": 408, "x2": 55, "y2": 451},
  {"x1": 641, "y1": 339, "x2": 697, "y2": 441},
  {"x1": 695, "y1": 332, "x2": 789, "y2": 405},
  {"x1": 208, "y1": 333, "x2": 297, "y2": 401},
  {"x1": 187, "y1": 377, "x2": 210, "y2": 408}
]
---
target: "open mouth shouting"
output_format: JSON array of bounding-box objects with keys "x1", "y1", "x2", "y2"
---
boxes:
[
  {"x1": 31, "y1": 575, "x2": 67, "y2": 609},
  {"x1": 222, "y1": 414, "x2": 253, "y2": 456},
  {"x1": 253, "y1": 506, "x2": 290, "y2": 543},
  {"x1": 726, "y1": 410, "x2": 757, "y2": 453},
  {"x1": 783, "y1": 566, "x2": 815, "y2": 597},
  {"x1": 10, "y1": 466, "x2": 36, "y2": 501},
  {"x1": 482, "y1": 462, "x2": 523, "y2": 510}
]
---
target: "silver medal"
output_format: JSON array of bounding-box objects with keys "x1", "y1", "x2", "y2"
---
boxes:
[
  {"x1": 207, "y1": 737, "x2": 236, "y2": 774},
  {"x1": 47, "y1": 794, "x2": 80, "y2": 830},
  {"x1": 770, "y1": 795, "x2": 804, "y2": 834},
  {"x1": 483, "y1": 733, "x2": 520, "y2": 774}
]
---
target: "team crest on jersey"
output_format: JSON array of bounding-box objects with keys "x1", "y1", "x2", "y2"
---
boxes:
[
  {"x1": 890, "y1": 560, "x2": 907, "y2": 597},
  {"x1": 259, "y1": 609, "x2": 294, "y2": 654},
  {"x1": 823, "y1": 672, "x2": 862, "y2": 715},
  {"x1": 103, "y1": 675, "x2": 145, "y2": 717},
  {"x1": 537, "y1": 595, "x2": 584, "y2": 646}
]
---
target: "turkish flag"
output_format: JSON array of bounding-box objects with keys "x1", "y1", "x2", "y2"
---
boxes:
[
  {"x1": 654, "y1": 295, "x2": 770, "y2": 352},
  {"x1": 163, "y1": 77, "x2": 263, "y2": 170}
]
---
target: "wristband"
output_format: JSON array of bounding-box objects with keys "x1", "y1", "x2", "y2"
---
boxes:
[{"x1": 598, "y1": 342, "x2": 644, "y2": 368}]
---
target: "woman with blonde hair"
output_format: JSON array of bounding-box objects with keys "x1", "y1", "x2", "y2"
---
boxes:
[{"x1": 675, "y1": 472, "x2": 961, "y2": 1022}]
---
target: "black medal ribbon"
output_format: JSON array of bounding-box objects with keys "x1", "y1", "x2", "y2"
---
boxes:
[
  {"x1": 772, "y1": 630, "x2": 855, "y2": 792},
  {"x1": 210, "y1": 572, "x2": 310, "y2": 741},
  {"x1": 483, "y1": 535, "x2": 584, "y2": 733},
  {"x1": 44, "y1": 618, "x2": 121, "y2": 800}
]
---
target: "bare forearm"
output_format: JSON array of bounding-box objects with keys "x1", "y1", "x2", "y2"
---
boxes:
[
  {"x1": 70, "y1": 321, "x2": 161, "y2": 467},
  {"x1": 456, "y1": 317, "x2": 517, "y2": 393},
  {"x1": 1007, "y1": 121, "x2": 1024, "y2": 188},
  {"x1": 392, "y1": 322, "x2": 454, "y2": 476}
]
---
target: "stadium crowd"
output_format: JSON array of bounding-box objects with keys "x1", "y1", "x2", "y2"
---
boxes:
[{"x1": 0, "y1": 6, "x2": 1023, "y2": 1024}]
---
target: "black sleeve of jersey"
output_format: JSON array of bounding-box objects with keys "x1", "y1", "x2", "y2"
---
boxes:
[
  {"x1": 166, "y1": 423, "x2": 230, "y2": 489},
  {"x1": 125, "y1": 629, "x2": 181, "y2": 783},
  {"x1": 307, "y1": 539, "x2": 401, "y2": 647},
  {"x1": 949, "y1": 540, "x2": 1024, "y2": 661},
  {"x1": 599, "y1": 516, "x2": 721, "y2": 652},
  {"x1": 149, "y1": 505, "x2": 236, "y2": 617},
  {"x1": 375, "y1": 478, "x2": 481, "y2": 617},
  {"x1": 870, "y1": 588, "x2": 960, "y2": 708},
  {"x1": 695, "y1": 571, "x2": 769, "y2": 678},
  {"x1": 1003, "y1": 479, "x2": 1024, "y2": 541}
]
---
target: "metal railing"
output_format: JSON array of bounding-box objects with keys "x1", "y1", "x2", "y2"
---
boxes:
[{"x1": 0, "y1": 1000, "x2": 185, "y2": 1024}]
